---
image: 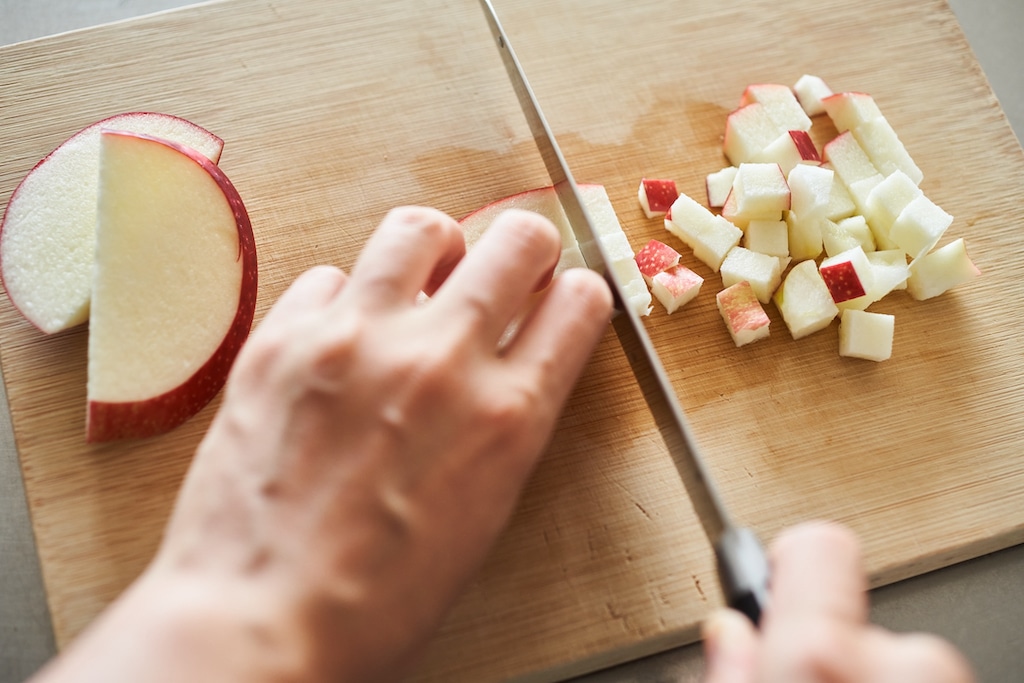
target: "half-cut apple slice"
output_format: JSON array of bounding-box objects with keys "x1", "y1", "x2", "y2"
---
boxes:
[
  {"x1": 86, "y1": 130, "x2": 256, "y2": 442},
  {"x1": 0, "y1": 112, "x2": 224, "y2": 334}
]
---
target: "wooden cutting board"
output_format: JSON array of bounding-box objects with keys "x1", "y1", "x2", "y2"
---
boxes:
[{"x1": 2, "y1": 0, "x2": 1023, "y2": 680}]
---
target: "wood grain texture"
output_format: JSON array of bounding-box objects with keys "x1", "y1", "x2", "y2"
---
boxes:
[{"x1": 1, "y1": 0, "x2": 1022, "y2": 680}]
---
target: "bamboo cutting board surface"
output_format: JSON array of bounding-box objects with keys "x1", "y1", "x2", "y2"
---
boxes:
[{"x1": 2, "y1": 0, "x2": 1023, "y2": 680}]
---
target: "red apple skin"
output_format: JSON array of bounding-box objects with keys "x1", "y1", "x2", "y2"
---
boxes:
[
  {"x1": 85, "y1": 133, "x2": 256, "y2": 443},
  {"x1": 789, "y1": 130, "x2": 820, "y2": 163},
  {"x1": 641, "y1": 178, "x2": 679, "y2": 213},
  {"x1": 819, "y1": 260, "x2": 865, "y2": 303},
  {"x1": 0, "y1": 112, "x2": 224, "y2": 334},
  {"x1": 634, "y1": 239, "x2": 681, "y2": 278}
]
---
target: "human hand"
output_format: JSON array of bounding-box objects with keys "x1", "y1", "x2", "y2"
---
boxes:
[
  {"x1": 32, "y1": 207, "x2": 611, "y2": 683},
  {"x1": 702, "y1": 522, "x2": 975, "y2": 683}
]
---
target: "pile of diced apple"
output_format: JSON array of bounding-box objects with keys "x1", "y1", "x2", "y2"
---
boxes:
[
  {"x1": 636, "y1": 76, "x2": 980, "y2": 361},
  {"x1": 0, "y1": 113, "x2": 258, "y2": 441}
]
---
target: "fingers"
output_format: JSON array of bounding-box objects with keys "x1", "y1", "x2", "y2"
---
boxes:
[
  {"x1": 501, "y1": 267, "x2": 611, "y2": 405},
  {"x1": 432, "y1": 209, "x2": 563, "y2": 344},
  {"x1": 862, "y1": 629, "x2": 976, "y2": 683},
  {"x1": 702, "y1": 608, "x2": 759, "y2": 683},
  {"x1": 345, "y1": 206, "x2": 466, "y2": 309},
  {"x1": 259, "y1": 265, "x2": 348, "y2": 329},
  {"x1": 767, "y1": 521, "x2": 868, "y2": 627}
]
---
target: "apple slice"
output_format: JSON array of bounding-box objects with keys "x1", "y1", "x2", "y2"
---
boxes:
[
  {"x1": 0, "y1": 112, "x2": 225, "y2": 334},
  {"x1": 787, "y1": 163, "x2": 834, "y2": 221},
  {"x1": 744, "y1": 219, "x2": 789, "y2": 258},
  {"x1": 784, "y1": 210, "x2": 824, "y2": 262},
  {"x1": 731, "y1": 163, "x2": 791, "y2": 218},
  {"x1": 752, "y1": 130, "x2": 820, "y2": 174},
  {"x1": 889, "y1": 193, "x2": 953, "y2": 260},
  {"x1": 666, "y1": 192, "x2": 742, "y2": 272},
  {"x1": 720, "y1": 246, "x2": 783, "y2": 304},
  {"x1": 723, "y1": 102, "x2": 784, "y2": 165},
  {"x1": 86, "y1": 130, "x2": 256, "y2": 442},
  {"x1": 822, "y1": 92, "x2": 883, "y2": 133}
]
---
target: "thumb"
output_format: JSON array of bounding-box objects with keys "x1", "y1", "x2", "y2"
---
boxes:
[{"x1": 701, "y1": 608, "x2": 759, "y2": 683}]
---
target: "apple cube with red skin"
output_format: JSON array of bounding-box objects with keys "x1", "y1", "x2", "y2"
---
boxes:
[
  {"x1": 666, "y1": 192, "x2": 742, "y2": 272},
  {"x1": 652, "y1": 265, "x2": 704, "y2": 314},
  {"x1": 820, "y1": 246, "x2": 875, "y2": 310},
  {"x1": 0, "y1": 112, "x2": 225, "y2": 334},
  {"x1": 793, "y1": 75, "x2": 834, "y2": 116},
  {"x1": 753, "y1": 130, "x2": 821, "y2": 174},
  {"x1": 720, "y1": 246, "x2": 783, "y2": 304},
  {"x1": 906, "y1": 238, "x2": 980, "y2": 300},
  {"x1": 717, "y1": 281, "x2": 771, "y2": 347},
  {"x1": 839, "y1": 309, "x2": 894, "y2": 362},
  {"x1": 723, "y1": 102, "x2": 783, "y2": 165},
  {"x1": 638, "y1": 178, "x2": 679, "y2": 218},
  {"x1": 87, "y1": 130, "x2": 256, "y2": 442},
  {"x1": 773, "y1": 259, "x2": 839, "y2": 340},
  {"x1": 706, "y1": 166, "x2": 738, "y2": 208},
  {"x1": 740, "y1": 84, "x2": 813, "y2": 132},
  {"x1": 634, "y1": 239, "x2": 681, "y2": 284}
]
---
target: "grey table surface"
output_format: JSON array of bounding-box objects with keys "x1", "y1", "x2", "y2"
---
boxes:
[{"x1": 1, "y1": 1, "x2": 1022, "y2": 682}]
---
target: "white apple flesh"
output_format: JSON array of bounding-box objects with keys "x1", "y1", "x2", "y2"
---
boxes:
[
  {"x1": 86, "y1": 130, "x2": 256, "y2": 442},
  {"x1": 0, "y1": 112, "x2": 224, "y2": 334}
]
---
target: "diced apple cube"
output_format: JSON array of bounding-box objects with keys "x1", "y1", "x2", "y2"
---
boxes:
[
  {"x1": 822, "y1": 92, "x2": 883, "y2": 133},
  {"x1": 666, "y1": 193, "x2": 743, "y2": 272},
  {"x1": 819, "y1": 246, "x2": 875, "y2": 310},
  {"x1": 724, "y1": 102, "x2": 784, "y2": 165},
  {"x1": 638, "y1": 178, "x2": 679, "y2": 218},
  {"x1": 866, "y1": 249, "x2": 909, "y2": 299},
  {"x1": 717, "y1": 281, "x2": 771, "y2": 347},
  {"x1": 787, "y1": 163, "x2": 834, "y2": 221},
  {"x1": 634, "y1": 239, "x2": 681, "y2": 283},
  {"x1": 752, "y1": 130, "x2": 820, "y2": 175},
  {"x1": 706, "y1": 166, "x2": 738, "y2": 208},
  {"x1": 785, "y1": 210, "x2": 824, "y2": 262},
  {"x1": 744, "y1": 219, "x2": 789, "y2": 258},
  {"x1": 793, "y1": 74, "x2": 834, "y2": 116},
  {"x1": 864, "y1": 170, "x2": 922, "y2": 249},
  {"x1": 773, "y1": 259, "x2": 839, "y2": 339},
  {"x1": 821, "y1": 215, "x2": 875, "y2": 258},
  {"x1": 839, "y1": 309, "x2": 894, "y2": 362},
  {"x1": 906, "y1": 238, "x2": 980, "y2": 300},
  {"x1": 740, "y1": 83, "x2": 813, "y2": 132},
  {"x1": 651, "y1": 265, "x2": 704, "y2": 314},
  {"x1": 852, "y1": 117, "x2": 923, "y2": 185},
  {"x1": 720, "y1": 246, "x2": 783, "y2": 303},
  {"x1": 732, "y1": 163, "x2": 791, "y2": 217},
  {"x1": 823, "y1": 131, "x2": 881, "y2": 191},
  {"x1": 823, "y1": 164, "x2": 858, "y2": 220},
  {"x1": 889, "y1": 193, "x2": 953, "y2": 260}
]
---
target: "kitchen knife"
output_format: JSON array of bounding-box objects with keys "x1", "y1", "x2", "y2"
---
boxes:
[{"x1": 478, "y1": 0, "x2": 770, "y2": 625}]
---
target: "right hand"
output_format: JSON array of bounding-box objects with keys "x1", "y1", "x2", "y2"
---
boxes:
[{"x1": 702, "y1": 522, "x2": 975, "y2": 683}]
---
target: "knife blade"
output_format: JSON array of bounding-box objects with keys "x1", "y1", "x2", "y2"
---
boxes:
[{"x1": 478, "y1": 0, "x2": 770, "y2": 625}]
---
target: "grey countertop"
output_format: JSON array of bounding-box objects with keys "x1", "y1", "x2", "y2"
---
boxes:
[{"x1": 1, "y1": 1, "x2": 1022, "y2": 682}]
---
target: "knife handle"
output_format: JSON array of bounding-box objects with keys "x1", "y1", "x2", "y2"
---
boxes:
[{"x1": 714, "y1": 526, "x2": 770, "y2": 626}]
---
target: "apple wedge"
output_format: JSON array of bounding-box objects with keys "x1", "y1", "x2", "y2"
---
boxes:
[
  {"x1": 86, "y1": 130, "x2": 256, "y2": 442},
  {"x1": 0, "y1": 112, "x2": 225, "y2": 334}
]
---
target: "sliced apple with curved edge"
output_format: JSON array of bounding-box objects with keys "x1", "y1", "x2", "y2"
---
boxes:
[
  {"x1": 86, "y1": 130, "x2": 256, "y2": 443},
  {"x1": 0, "y1": 112, "x2": 225, "y2": 334}
]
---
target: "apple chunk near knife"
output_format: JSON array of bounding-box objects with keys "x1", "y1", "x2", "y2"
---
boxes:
[{"x1": 478, "y1": 0, "x2": 770, "y2": 624}]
